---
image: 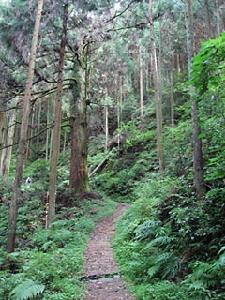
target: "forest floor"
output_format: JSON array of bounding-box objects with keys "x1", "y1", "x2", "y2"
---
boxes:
[{"x1": 84, "y1": 203, "x2": 135, "y2": 300}]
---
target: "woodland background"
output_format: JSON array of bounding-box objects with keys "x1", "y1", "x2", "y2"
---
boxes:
[{"x1": 0, "y1": 0, "x2": 225, "y2": 299}]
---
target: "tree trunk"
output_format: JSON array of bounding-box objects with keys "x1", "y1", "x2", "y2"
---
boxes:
[
  {"x1": 45, "y1": 99, "x2": 50, "y2": 160},
  {"x1": 105, "y1": 105, "x2": 109, "y2": 150},
  {"x1": 30, "y1": 105, "x2": 35, "y2": 158},
  {"x1": 70, "y1": 110, "x2": 88, "y2": 192},
  {"x1": 215, "y1": 0, "x2": 221, "y2": 36},
  {"x1": 170, "y1": 69, "x2": 175, "y2": 127},
  {"x1": 117, "y1": 76, "x2": 123, "y2": 151},
  {"x1": 176, "y1": 53, "x2": 181, "y2": 73},
  {"x1": 139, "y1": 45, "x2": 144, "y2": 119},
  {"x1": 186, "y1": 0, "x2": 205, "y2": 199},
  {"x1": 204, "y1": 0, "x2": 213, "y2": 38},
  {"x1": 0, "y1": 111, "x2": 7, "y2": 174},
  {"x1": 7, "y1": 0, "x2": 44, "y2": 252},
  {"x1": 37, "y1": 101, "x2": 42, "y2": 154},
  {"x1": 1, "y1": 108, "x2": 17, "y2": 182},
  {"x1": 149, "y1": 0, "x2": 164, "y2": 172},
  {"x1": 69, "y1": 44, "x2": 89, "y2": 193},
  {"x1": 149, "y1": 54, "x2": 153, "y2": 87},
  {"x1": 47, "y1": 2, "x2": 68, "y2": 227},
  {"x1": 146, "y1": 62, "x2": 149, "y2": 91}
]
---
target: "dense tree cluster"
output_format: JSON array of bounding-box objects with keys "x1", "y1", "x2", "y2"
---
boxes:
[{"x1": 0, "y1": 0, "x2": 225, "y2": 299}]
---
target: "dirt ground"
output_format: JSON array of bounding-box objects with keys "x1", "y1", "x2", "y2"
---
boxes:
[{"x1": 84, "y1": 203, "x2": 135, "y2": 300}]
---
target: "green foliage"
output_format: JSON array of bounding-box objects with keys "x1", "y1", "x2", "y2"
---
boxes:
[
  {"x1": 181, "y1": 251, "x2": 225, "y2": 300},
  {"x1": 10, "y1": 279, "x2": 45, "y2": 300},
  {"x1": 1, "y1": 4, "x2": 225, "y2": 300},
  {"x1": 135, "y1": 281, "x2": 189, "y2": 300},
  {"x1": 191, "y1": 34, "x2": 225, "y2": 183},
  {"x1": 114, "y1": 171, "x2": 225, "y2": 299},
  {"x1": 93, "y1": 124, "x2": 157, "y2": 201},
  {"x1": 0, "y1": 198, "x2": 116, "y2": 299},
  {"x1": 192, "y1": 33, "x2": 225, "y2": 94},
  {"x1": 164, "y1": 120, "x2": 192, "y2": 176}
]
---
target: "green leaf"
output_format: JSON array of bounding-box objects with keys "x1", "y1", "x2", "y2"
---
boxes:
[{"x1": 10, "y1": 279, "x2": 45, "y2": 300}]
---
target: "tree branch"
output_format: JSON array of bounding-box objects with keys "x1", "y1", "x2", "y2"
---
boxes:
[{"x1": 106, "y1": 0, "x2": 137, "y2": 23}]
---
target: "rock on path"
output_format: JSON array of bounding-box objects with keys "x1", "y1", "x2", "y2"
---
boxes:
[{"x1": 84, "y1": 203, "x2": 135, "y2": 300}]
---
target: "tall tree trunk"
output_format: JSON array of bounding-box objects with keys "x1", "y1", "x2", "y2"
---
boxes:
[
  {"x1": 149, "y1": 0, "x2": 164, "y2": 172},
  {"x1": 69, "y1": 44, "x2": 89, "y2": 193},
  {"x1": 169, "y1": 36, "x2": 175, "y2": 127},
  {"x1": 204, "y1": 0, "x2": 213, "y2": 38},
  {"x1": 0, "y1": 111, "x2": 7, "y2": 174},
  {"x1": 47, "y1": 2, "x2": 68, "y2": 227},
  {"x1": 30, "y1": 105, "x2": 35, "y2": 158},
  {"x1": 7, "y1": 0, "x2": 44, "y2": 252},
  {"x1": 170, "y1": 69, "x2": 175, "y2": 127},
  {"x1": 149, "y1": 54, "x2": 153, "y2": 87},
  {"x1": 139, "y1": 45, "x2": 144, "y2": 119},
  {"x1": 49, "y1": 100, "x2": 54, "y2": 161},
  {"x1": 117, "y1": 76, "x2": 123, "y2": 151},
  {"x1": 70, "y1": 108, "x2": 89, "y2": 192},
  {"x1": 45, "y1": 99, "x2": 50, "y2": 160},
  {"x1": 105, "y1": 105, "x2": 109, "y2": 150},
  {"x1": 146, "y1": 62, "x2": 149, "y2": 91},
  {"x1": 186, "y1": 0, "x2": 205, "y2": 199},
  {"x1": 215, "y1": 0, "x2": 221, "y2": 36},
  {"x1": 176, "y1": 53, "x2": 181, "y2": 73},
  {"x1": 1, "y1": 107, "x2": 17, "y2": 182},
  {"x1": 37, "y1": 101, "x2": 42, "y2": 154}
]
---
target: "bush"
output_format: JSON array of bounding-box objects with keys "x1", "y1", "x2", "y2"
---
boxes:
[{"x1": 114, "y1": 173, "x2": 225, "y2": 299}]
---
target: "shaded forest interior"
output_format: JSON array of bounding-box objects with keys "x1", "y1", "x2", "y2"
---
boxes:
[{"x1": 0, "y1": 0, "x2": 225, "y2": 299}]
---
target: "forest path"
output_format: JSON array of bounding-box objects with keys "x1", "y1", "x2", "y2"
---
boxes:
[{"x1": 84, "y1": 203, "x2": 135, "y2": 300}]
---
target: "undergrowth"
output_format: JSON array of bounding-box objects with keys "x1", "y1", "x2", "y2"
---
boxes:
[
  {"x1": 114, "y1": 174, "x2": 225, "y2": 300},
  {"x1": 0, "y1": 194, "x2": 116, "y2": 300},
  {"x1": 91, "y1": 122, "x2": 157, "y2": 202}
]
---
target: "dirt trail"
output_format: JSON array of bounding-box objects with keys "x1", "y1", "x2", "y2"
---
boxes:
[{"x1": 84, "y1": 203, "x2": 135, "y2": 300}]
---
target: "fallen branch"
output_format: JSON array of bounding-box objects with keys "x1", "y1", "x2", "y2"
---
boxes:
[{"x1": 89, "y1": 151, "x2": 112, "y2": 177}]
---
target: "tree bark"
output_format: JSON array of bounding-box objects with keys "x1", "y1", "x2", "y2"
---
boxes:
[
  {"x1": 47, "y1": 2, "x2": 68, "y2": 227},
  {"x1": 215, "y1": 0, "x2": 221, "y2": 36},
  {"x1": 105, "y1": 105, "x2": 109, "y2": 150},
  {"x1": 37, "y1": 101, "x2": 42, "y2": 154},
  {"x1": 69, "y1": 44, "x2": 89, "y2": 193},
  {"x1": 149, "y1": 0, "x2": 164, "y2": 172},
  {"x1": 139, "y1": 45, "x2": 144, "y2": 119},
  {"x1": 117, "y1": 76, "x2": 123, "y2": 150},
  {"x1": 176, "y1": 53, "x2": 181, "y2": 73},
  {"x1": 204, "y1": 0, "x2": 213, "y2": 38},
  {"x1": 45, "y1": 99, "x2": 50, "y2": 160},
  {"x1": 186, "y1": 0, "x2": 205, "y2": 199},
  {"x1": 7, "y1": 0, "x2": 44, "y2": 252},
  {"x1": 1, "y1": 107, "x2": 17, "y2": 182},
  {"x1": 170, "y1": 69, "x2": 175, "y2": 127},
  {"x1": 0, "y1": 111, "x2": 7, "y2": 174},
  {"x1": 70, "y1": 109, "x2": 89, "y2": 192}
]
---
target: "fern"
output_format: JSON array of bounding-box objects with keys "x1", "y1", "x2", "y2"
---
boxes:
[
  {"x1": 134, "y1": 220, "x2": 160, "y2": 241},
  {"x1": 10, "y1": 279, "x2": 45, "y2": 300},
  {"x1": 145, "y1": 236, "x2": 173, "y2": 248}
]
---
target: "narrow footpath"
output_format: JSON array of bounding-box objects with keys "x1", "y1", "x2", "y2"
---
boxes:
[{"x1": 84, "y1": 203, "x2": 135, "y2": 300}]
